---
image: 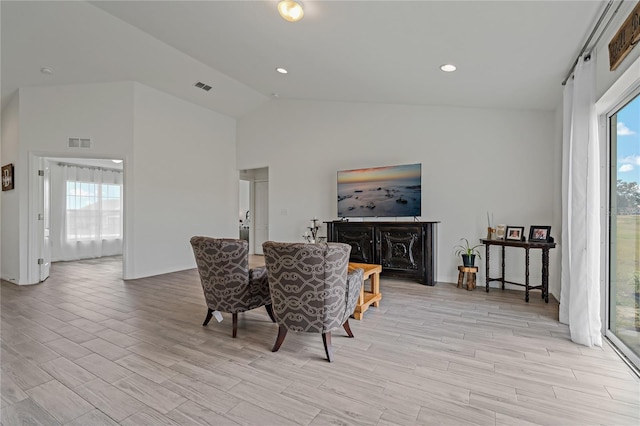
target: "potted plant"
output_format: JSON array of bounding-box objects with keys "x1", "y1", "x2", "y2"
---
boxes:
[{"x1": 454, "y1": 238, "x2": 483, "y2": 267}]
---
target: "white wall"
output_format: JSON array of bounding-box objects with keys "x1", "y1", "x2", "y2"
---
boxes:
[
  {"x1": 130, "y1": 83, "x2": 237, "y2": 279},
  {"x1": 1, "y1": 93, "x2": 21, "y2": 283},
  {"x1": 238, "y1": 99, "x2": 558, "y2": 287},
  {"x1": 2, "y1": 82, "x2": 133, "y2": 284},
  {"x1": 1, "y1": 81, "x2": 238, "y2": 283}
]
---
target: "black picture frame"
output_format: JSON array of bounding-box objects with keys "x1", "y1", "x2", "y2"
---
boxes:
[
  {"x1": 505, "y1": 226, "x2": 525, "y2": 241},
  {"x1": 529, "y1": 225, "x2": 551, "y2": 242}
]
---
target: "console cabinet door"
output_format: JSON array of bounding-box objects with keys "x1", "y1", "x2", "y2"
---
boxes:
[
  {"x1": 326, "y1": 221, "x2": 436, "y2": 285},
  {"x1": 377, "y1": 225, "x2": 424, "y2": 275},
  {"x1": 333, "y1": 225, "x2": 375, "y2": 264}
]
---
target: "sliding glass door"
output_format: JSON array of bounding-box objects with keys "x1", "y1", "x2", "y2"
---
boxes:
[{"x1": 608, "y1": 90, "x2": 640, "y2": 367}]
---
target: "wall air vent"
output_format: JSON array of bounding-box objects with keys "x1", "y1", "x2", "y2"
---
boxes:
[
  {"x1": 194, "y1": 81, "x2": 212, "y2": 92},
  {"x1": 68, "y1": 138, "x2": 91, "y2": 148}
]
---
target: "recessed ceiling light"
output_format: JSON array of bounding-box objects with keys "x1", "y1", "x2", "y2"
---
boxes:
[
  {"x1": 276, "y1": 67, "x2": 288, "y2": 74},
  {"x1": 440, "y1": 64, "x2": 457, "y2": 72},
  {"x1": 112, "y1": 159, "x2": 123, "y2": 164},
  {"x1": 277, "y1": 0, "x2": 304, "y2": 22},
  {"x1": 40, "y1": 67, "x2": 54, "y2": 75}
]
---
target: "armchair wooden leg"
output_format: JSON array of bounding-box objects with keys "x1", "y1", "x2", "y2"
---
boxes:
[
  {"x1": 202, "y1": 308, "x2": 213, "y2": 326},
  {"x1": 322, "y1": 332, "x2": 334, "y2": 362},
  {"x1": 342, "y1": 320, "x2": 354, "y2": 338},
  {"x1": 265, "y1": 304, "x2": 276, "y2": 323},
  {"x1": 232, "y1": 313, "x2": 238, "y2": 338},
  {"x1": 272, "y1": 325, "x2": 288, "y2": 352}
]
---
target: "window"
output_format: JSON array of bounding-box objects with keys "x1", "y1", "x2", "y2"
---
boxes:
[
  {"x1": 101, "y1": 184, "x2": 122, "y2": 238},
  {"x1": 66, "y1": 181, "x2": 122, "y2": 240},
  {"x1": 608, "y1": 90, "x2": 640, "y2": 367}
]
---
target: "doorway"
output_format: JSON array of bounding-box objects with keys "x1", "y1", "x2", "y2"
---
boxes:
[
  {"x1": 239, "y1": 167, "x2": 268, "y2": 255},
  {"x1": 30, "y1": 155, "x2": 125, "y2": 282},
  {"x1": 607, "y1": 89, "x2": 640, "y2": 369},
  {"x1": 239, "y1": 179, "x2": 250, "y2": 244}
]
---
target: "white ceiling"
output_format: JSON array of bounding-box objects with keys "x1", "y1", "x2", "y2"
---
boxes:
[{"x1": 2, "y1": 1, "x2": 605, "y2": 118}]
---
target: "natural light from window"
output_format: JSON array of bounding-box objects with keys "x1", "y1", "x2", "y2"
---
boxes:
[
  {"x1": 66, "y1": 181, "x2": 122, "y2": 240},
  {"x1": 609, "y1": 92, "x2": 640, "y2": 365}
]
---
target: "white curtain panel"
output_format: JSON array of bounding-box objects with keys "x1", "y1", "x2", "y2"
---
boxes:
[
  {"x1": 560, "y1": 54, "x2": 602, "y2": 347},
  {"x1": 51, "y1": 162, "x2": 123, "y2": 261}
]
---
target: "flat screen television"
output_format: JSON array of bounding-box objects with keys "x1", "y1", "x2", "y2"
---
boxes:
[{"x1": 337, "y1": 163, "x2": 421, "y2": 218}]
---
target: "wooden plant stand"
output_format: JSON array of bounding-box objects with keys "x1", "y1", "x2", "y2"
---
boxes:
[{"x1": 457, "y1": 266, "x2": 478, "y2": 290}]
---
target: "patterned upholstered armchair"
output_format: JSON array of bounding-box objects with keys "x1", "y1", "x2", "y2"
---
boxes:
[
  {"x1": 190, "y1": 237, "x2": 275, "y2": 338},
  {"x1": 262, "y1": 241, "x2": 364, "y2": 362}
]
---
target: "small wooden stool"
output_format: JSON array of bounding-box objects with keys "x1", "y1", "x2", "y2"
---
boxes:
[{"x1": 457, "y1": 266, "x2": 478, "y2": 291}]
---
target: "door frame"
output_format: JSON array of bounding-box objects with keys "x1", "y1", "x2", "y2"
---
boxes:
[
  {"x1": 27, "y1": 153, "x2": 127, "y2": 283},
  {"x1": 239, "y1": 167, "x2": 268, "y2": 255},
  {"x1": 253, "y1": 178, "x2": 269, "y2": 255},
  {"x1": 596, "y1": 55, "x2": 640, "y2": 368},
  {"x1": 603, "y1": 89, "x2": 640, "y2": 369}
]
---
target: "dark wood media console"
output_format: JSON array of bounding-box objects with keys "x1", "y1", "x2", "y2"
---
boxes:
[{"x1": 326, "y1": 221, "x2": 438, "y2": 285}]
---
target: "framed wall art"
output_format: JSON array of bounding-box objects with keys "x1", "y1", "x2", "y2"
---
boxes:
[{"x1": 2, "y1": 163, "x2": 14, "y2": 191}]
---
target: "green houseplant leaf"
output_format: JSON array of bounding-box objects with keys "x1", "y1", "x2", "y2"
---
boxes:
[{"x1": 454, "y1": 238, "x2": 483, "y2": 259}]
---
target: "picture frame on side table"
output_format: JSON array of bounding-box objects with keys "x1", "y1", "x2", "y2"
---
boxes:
[
  {"x1": 529, "y1": 225, "x2": 551, "y2": 242},
  {"x1": 505, "y1": 226, "x2": 525, "y2": 241}
]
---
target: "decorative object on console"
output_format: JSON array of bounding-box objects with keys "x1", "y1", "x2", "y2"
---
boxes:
[
  {"x1": 505, "y1": 226, "x2": 525, "y2": 241},
  {"x1": 2, "y1": 163, "x2": 14, "y2": 191},
  {"x1": 487, "y1": 227, "x2": 496, "y2": 240},
  {"x1": 528, "y1": 225, "x2": 552, "y2": 242},
  {"x1": 454, "y1": 238, "x2": 482, "y2": 267},
  {"x1": 495, "y1": 224, "x2": 506, "y2": 240},
  {"x1": 303, "y1": 217, "x2": 326, "y2": 243},
  {"x1": 486, "y1": 212, "x2": 495, "y2": 239}
]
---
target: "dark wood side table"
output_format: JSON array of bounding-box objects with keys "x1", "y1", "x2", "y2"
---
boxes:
[{"x1": 480, "y1": 239, "x2": 557, "y2": 302}]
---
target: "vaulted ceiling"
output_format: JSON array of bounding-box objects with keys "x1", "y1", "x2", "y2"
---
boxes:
[{"x1": 2, "y1": 1, "x2": 604, "y2": 118}]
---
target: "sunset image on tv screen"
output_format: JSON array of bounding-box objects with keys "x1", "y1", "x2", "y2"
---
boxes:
[{"x1": 337, "y1": 163, "x2": 421, "y2": 217}]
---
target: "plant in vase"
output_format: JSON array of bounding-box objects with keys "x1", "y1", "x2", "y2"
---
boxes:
[{"x1": 454, "y1": 238, "x2": 483, "y2": 267}]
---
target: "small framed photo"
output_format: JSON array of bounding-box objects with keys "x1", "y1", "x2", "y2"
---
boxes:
[
  {"x1": 2, "y1": 163, "x2": 14, "y2": 191},
  {"x1": 529, "y1": 225, "x2": 551, "y2": 242},
  {"x1": 505, "y1": 226, "x2": 525, "y2": 241}
]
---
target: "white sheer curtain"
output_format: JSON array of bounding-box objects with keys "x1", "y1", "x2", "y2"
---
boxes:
[
  {"x1": 51, "y1": 162, "x2": 123, "y2": 261},
  {"x1": 560, "y1": 54, "x2": 602, "y2": 347}
]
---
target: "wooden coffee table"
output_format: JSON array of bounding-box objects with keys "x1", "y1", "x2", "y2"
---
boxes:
[{"x1": 348, "y1": 262, "x2": 382, "y2": 320}]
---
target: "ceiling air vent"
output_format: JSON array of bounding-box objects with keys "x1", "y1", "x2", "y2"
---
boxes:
[
  {"x1": 194, "y1": 81, "x2": 212, "y2": 92},
  {"x1": 68, "y1": 138, "x2": 91, "y2": 148}
]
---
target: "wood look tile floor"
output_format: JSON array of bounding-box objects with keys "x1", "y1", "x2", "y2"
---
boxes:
[{"x1": 2, "y1": 255, "x2": 639, "y2": 425}]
